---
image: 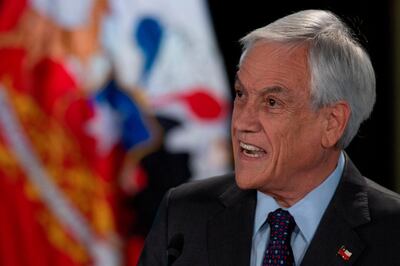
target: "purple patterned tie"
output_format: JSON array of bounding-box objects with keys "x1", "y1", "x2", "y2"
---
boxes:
[{"x1": 262, "y1": 208, "x2": 296, "y2": 266}]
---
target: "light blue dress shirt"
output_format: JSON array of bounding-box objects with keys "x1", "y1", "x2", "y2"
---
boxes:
[{"x1": 250, "y1": 152, "x2": 345, "y2": 266}]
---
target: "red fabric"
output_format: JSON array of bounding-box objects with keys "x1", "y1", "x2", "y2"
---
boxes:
[
  {"x1": 0, "y1": 17, "x2": 142, "y2": 266},
  {"x1": 0, "y1": 172, "x2": 81, "y2": 266},
  {"x1": 0, "y1": 48, "x2": 94, "y2": 266},
  {"x1": 125, "y1": 236, "x2": 145, "y2": 266},
  {"x1": 0, "y1": 0, "x2": 27, "y2": 32},
  {"x1": 0, "y1": 48, "x2": 31, "y2": 92},
  {"x1": 179, "y1": 88, "x2": 227, "y2": 120},
  {"x1": 133, "y1": 165, "x2": 148, "y2": 192},
  {"x1": 31, "y1": 57, "x2": 78, "y2": 114}
]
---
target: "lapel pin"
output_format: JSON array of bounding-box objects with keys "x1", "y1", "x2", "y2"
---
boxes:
[{"x1": 337, "y1": 246, "x2": 352, "y2": 261}]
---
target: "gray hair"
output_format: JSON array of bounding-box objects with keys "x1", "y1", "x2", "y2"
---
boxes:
[{"x1": 239, "y1": 10, "x2": 376, "y2": 148}]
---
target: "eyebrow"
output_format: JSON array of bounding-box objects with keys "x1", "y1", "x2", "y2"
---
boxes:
[
  {"x1": 235, "y1": 75, "x2": 289, "y2": 96},
  {"x1": 260, "y1": 86, "x2": 287, "y2": 94}
]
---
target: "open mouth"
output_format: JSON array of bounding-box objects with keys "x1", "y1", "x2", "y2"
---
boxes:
[{"x1": 239, "y1": 141, "x2": 266, "y2": 158}]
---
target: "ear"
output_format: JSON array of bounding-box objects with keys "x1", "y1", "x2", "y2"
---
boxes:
[{"x1": 321, "y1": 101, "x2": 351, "y2": 148}]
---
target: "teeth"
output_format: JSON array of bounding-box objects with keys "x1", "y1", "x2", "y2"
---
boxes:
[
  {"x1": 240, "y1": 142, "x2": 264, "y2": 152},
  {"x1": 239, "y1": 142, "x2": 266, "y2": 158}
]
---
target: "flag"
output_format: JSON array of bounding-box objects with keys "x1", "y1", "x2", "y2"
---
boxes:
[
  {"x1": 103, "y1": 0, "x2": 231, "y2": 179},
  {"x1": 0, "y1": 1, "x2": 153, "y2": 265},
  {"x1": 337, "y1": 246, "x2": 352, "y2": 261},
  {"x1": 104, "y1": 1, "x2": 232, "y2": 262},
  {"x1": 0, "y1": 0, "x2": 231, "y2": 265}
]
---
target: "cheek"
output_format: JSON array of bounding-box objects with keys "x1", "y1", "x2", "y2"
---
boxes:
[
  {"x1": 285, "y1": 118, "x2": 324, "y2": 154},
  {"x1": 261, "y1": 115, "x2": 315, "y2": 158},
  {"x1": 260, "y1": 116, "x2": 291, "y2": 144}
]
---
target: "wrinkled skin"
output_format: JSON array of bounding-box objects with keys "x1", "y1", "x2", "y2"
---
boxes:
[{"x1": 231, "y1": 41, "x2": 347, "y2": 207}]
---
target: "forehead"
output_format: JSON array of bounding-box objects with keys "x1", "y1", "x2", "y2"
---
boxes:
[{"x1": 237, "y1": 41, "x2": 311, "y2": 94}]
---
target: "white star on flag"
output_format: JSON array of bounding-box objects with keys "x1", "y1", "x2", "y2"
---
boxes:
[{"x1": 86, "y1": 102, "x2": 122, "y2": 155}]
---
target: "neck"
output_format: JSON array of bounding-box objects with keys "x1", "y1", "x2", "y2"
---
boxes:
[{"x1": 264, "y1": 150, "x2": 342, "y2": 208}]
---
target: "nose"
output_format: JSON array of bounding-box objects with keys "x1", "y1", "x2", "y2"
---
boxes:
[{"x1": 232, "y1": 102, "x2": 262, "y2": 133}]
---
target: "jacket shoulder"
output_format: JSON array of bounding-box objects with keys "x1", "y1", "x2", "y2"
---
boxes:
[
  {"x1": 169, "y1": 173, "x2": 236, "y2": 202},
  {"x1": 365, "y1": 177, "x2": 400, "y2": 214}
]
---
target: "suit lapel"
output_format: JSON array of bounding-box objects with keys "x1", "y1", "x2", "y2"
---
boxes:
[
  {"x1": 207, "y1": 182, "x2": 256, "y2": 266},
  {"x1": 301, "y1": 155, "x2": 370, "y2": 266}
]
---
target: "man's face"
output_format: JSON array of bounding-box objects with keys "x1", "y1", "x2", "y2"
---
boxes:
[{"x1": 232, "y1": 42, "x2": 330, "y2": 196}]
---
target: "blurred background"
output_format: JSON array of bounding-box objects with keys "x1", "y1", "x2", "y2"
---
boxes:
[{"x1": 0, "y1": 0, "x2": 398, "y2": 265}]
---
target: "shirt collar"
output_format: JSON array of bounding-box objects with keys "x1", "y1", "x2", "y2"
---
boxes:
[{"x1": 253, "y1": 152, "x2": 345, "y2": 243}]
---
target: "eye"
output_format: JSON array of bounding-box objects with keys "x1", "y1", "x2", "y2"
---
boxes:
[
  {"x1": 267, "y1": 97, "x2": 277, "y2": 107},
  {"x1": 235, "y1": 89, "x2": 244, "y2": 99}
]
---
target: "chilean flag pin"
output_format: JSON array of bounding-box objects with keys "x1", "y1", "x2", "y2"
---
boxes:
[{"x1": 337, "y1": 246, "x2": 352, "y2": 261}]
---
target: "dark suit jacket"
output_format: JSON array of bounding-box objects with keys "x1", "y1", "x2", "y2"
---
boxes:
[{"x1": 138, "y1": 156, "x2": 400, "y2": 265}]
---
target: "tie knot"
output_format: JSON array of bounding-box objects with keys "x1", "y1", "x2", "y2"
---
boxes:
[{"x1": 267, "y1": 208, "x2": 296, "y2": 236}]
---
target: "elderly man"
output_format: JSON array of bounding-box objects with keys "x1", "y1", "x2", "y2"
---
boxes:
[{"x1": 138, "y1": 9, "x2": 400, "y2": 266}]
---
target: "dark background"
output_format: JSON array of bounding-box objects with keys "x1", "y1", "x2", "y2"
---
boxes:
[{"x1": 207, "y1": 0, "x2": 396, "y2": 191}]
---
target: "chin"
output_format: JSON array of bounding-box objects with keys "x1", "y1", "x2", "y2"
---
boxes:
[{"x1": 235, "y1": 172, "x2": 259, "y2": 190}]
